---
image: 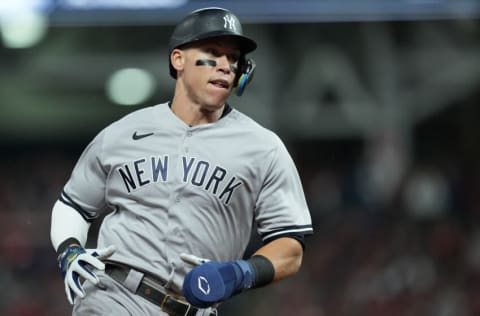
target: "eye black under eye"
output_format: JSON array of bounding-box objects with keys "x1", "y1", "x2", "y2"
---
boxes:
[
  {"x1": 204, "y1": 47, "x2": 239, "y2": 64},
  {"x1": 230, "y1": 65, "x2": 238, "y2": 73}
]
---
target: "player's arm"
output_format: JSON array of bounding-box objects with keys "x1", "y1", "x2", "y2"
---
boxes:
[
  {"x1": 51, "y1": 200, "x2": 115, "y2": 304},
  {"x1": 181, "y1": 236, "x2": 304, "y2": 308},
  {"x1": 252, "y1": 236, "x2": 303, "y2": 282}
]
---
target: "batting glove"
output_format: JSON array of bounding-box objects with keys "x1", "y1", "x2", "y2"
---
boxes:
[
  {"x1": 182, "y1": 259, "x2": 255, "y2": 308},
  {"x1": 57, "y1": 244, "x2": 116, "y2": 304}
]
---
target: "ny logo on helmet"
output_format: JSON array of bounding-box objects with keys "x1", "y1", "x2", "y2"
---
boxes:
[{"x1": 223, "y1": 14, "x2": 236, "y2": 31}]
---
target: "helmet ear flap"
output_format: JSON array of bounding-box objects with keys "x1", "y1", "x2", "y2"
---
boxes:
[{"x1": 235, "y1": 58, "x2": 256, "y2": 96}]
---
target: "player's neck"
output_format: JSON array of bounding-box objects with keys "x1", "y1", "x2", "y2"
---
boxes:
[{"x1": 170, "y1": 96, "x2": 224, "y2": 126}]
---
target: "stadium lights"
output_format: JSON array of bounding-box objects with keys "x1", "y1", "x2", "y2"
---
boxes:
[
  {"x1": 106, "y1": 67, "x2": 156, "y2": 106},
  {"x1": 0, "y1": 11, "x2": 48, "y2": 48},
  {"x1": 0, "y1": 0, "x2": 50, "y2": 48}
]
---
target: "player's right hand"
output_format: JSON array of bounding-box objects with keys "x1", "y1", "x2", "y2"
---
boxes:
[{"x1": 57, "y1": 244, "x2": 116, "y2": 304}]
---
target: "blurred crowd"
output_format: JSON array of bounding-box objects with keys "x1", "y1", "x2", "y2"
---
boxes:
[
  {"x1": 0, "y1": 150, "x2": 76, "y2": 316},
  {"x1": 1, "y1": 135, "x2": 479, "y2": 316}
]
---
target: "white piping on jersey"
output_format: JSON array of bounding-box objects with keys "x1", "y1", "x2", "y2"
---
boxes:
[{"x1": 262, "y1": 226, "x2": 313, "y2": 241}]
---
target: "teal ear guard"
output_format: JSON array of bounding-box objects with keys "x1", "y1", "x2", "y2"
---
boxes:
[{"x1": 235, "y1": 58, "x2": 256, "y2": 96}]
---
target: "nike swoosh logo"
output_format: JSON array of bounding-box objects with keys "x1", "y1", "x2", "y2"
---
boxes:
[{"x1": 132, "y1": 131, "x2": 154, "y2": 140}]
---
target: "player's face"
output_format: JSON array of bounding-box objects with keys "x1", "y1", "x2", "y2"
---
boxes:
[{"x1": 179, "y1": 38, "x2": 241, "y2": 109}]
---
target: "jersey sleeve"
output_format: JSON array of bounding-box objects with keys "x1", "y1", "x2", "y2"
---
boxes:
[
  {"x1": 254, "y1": 137, "x2": 313, "y2": 244},
  {"x1": 60, "y1": 129, "x2": 109, "y2": 222}
]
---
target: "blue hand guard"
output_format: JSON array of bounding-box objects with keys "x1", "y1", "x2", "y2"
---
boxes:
[{"x1": 182, "y1": 260, "x2": 255, "y2": 308}]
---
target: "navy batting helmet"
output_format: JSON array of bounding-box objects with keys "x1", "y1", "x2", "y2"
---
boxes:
[{"x1": 168, "y1": 7, "x2": 257, "y2": 79}]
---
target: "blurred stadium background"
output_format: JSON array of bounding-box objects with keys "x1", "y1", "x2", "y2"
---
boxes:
[{"x1": 1, "y1": 0, "x2": 480, "y2": 315}]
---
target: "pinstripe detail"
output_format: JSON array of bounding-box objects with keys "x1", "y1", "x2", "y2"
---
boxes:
[{"x1": 59, "y1": 190, "x2": 98, "y2": 222}]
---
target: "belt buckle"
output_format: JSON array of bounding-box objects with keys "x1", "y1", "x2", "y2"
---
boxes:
[{"x1": 160, "y1": 294, "x2": 191, "y2": 316}]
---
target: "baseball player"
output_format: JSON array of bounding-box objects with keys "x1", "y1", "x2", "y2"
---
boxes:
[{"x1": 50, "y1": 7, "x2": 313, "y2": 316}]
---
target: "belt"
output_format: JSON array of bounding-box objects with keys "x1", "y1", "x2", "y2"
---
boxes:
[{"x1": 105, "y1": 263, "x2": 216, "y2": 316}]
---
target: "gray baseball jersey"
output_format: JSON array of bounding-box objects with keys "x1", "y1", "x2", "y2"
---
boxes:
[{"x1": 60, "y1": 102, "x2": 313, "y2": 294}]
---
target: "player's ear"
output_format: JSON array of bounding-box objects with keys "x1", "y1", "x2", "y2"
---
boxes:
[{"x1": 171, "y1": 49, "x2": 185, "y2": 74}]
